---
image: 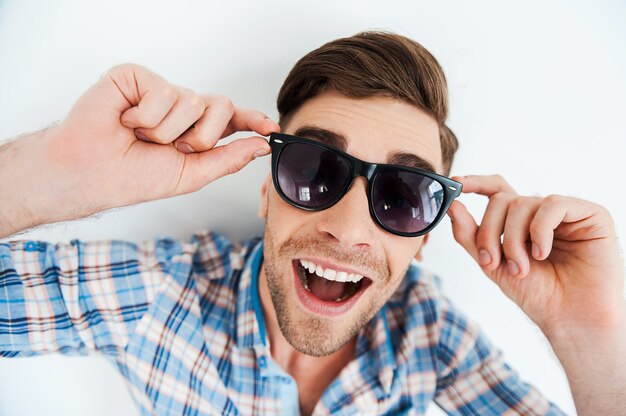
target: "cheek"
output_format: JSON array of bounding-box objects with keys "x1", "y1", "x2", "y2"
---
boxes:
[
  {"x1": 374, "y1": 260, "x2": 413, "y2": 303},
  {"x1": 266, "y1": 188, "x2": 313, "y2": 238},
  {"x1": 381, "y1": 238, "x2": 425, "y2": 283}
]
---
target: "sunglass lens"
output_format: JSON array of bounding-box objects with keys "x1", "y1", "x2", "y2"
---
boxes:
[
  {"x1": 372, "y1": 170, "x2": 445, "y2": 234},
  {"x1": 277, "y1": 142, "x2": 351, "y2": 208}
]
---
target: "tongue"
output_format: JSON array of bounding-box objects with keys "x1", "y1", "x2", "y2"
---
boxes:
[{"x1": 308, "y1": 274, "x2": 348, "y2": 301}]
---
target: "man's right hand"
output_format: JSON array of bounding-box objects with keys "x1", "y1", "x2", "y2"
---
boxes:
[
  {"x1": 0, "y1": 64, "x2": 278, "y2": 238},
  {"x1": 54, "y1": 63, "x2": 278, "y2": 207}
]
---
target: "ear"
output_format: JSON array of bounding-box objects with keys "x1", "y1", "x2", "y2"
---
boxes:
[
  {"x1": 258, "y1": 174, "x2": 271, "y2": 219},
  {"x1": 413, "y1": 233, "x2": 430, "y2": 262}
]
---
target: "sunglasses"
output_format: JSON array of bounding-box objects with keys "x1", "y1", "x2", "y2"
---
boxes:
[{"x1": 269, "y1": 133, "x2": 463, "y2": 237}]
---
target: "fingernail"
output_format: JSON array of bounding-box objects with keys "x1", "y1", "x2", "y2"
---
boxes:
[
  {"x1": 478, "y1": 249, "x2": 491, "y2": 266},
  {"x1": 135, "y1": 130, "x2": 150, "y2": 142},
  {"x1": 176, "y1": 142, "x2": 195, "y2": 154},
  {"x1": 507, "y1": 260, "x2": 520, "y2": 275},
  {"x1": 532, "y1": 242, "x2": 541, "y2": 259},
  {"x1": 264, "y1": 115, "x2": 280, "y2": 126},
  {"x1": 253, "y1": 147, "x2": 270, "y2": 159}
]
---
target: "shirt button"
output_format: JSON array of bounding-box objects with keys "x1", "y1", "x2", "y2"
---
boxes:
[
  {"x1": 24, "y1": 242, "x2": 38, "y2": 252},
  {"x1": 257, "y1": 356, "x2": 267, "y2": 369}
]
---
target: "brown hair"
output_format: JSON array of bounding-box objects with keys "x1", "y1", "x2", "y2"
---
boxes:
[{"x1": 277, "y1": 31, "x2": 459, "y2": 175}]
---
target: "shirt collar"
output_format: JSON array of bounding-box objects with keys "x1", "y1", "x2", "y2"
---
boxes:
[
  {"x1": 235, "y1": 239, "x2": 266, "y2": 349},
  {"x1": 355, "y1": 304, "x2": 397, "y2": 394},
  {"x1": 235, "y1": 239, "x2": 397, "y2": 392}
]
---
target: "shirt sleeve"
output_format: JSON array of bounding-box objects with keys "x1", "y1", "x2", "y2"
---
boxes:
[
  {"x1": 0, "y1": 236, "x2": 196, "y2": 358},
  {"x1": 433, "y1": 294, "x2": 569, "y2": 415}
]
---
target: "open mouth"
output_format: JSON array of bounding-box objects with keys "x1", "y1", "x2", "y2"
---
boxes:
[{"x1": 292, "y1": 259, "x2": 372, "y2": 316}]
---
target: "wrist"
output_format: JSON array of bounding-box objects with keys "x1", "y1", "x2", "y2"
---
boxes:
[
  {"x1": 542, "y1": 302, "x2": 626, "y2": 394},
  {"x1": 543, "y1": 301, "x2": 626, "y2": 347},
  {"x1": 39, "y1": 123, "x2": 116, "y2": 222},
  {"x1": 544, "y1": 302, "x2": 626, "y2": 415}
]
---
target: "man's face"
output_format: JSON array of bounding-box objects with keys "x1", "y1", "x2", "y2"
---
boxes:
[{"x1": 259, "y1": 91, "x2": 442, "y2": 356}]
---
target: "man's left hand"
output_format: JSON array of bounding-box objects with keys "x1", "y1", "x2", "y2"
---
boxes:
[{"x1": 447, "y1": 174, "x2": 625, "y2": 336}]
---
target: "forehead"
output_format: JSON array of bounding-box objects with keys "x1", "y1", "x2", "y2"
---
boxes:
[{"x1": 284, "y1": 91, "x2": 443, "y2": 173}]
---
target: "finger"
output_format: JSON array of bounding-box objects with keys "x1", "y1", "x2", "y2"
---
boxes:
[
  {"x1": 529, "y1": 195, "x2": 604, "y2": 260},
  {"x1": 172, "y1": 95, "x2": 235, "y2": 152},
  {"x1": 136, "y1": 90, "x2": 205, "y2": 145},
  {"x1": 502, "y1": 197, "x2": 542, "y2": 278},
  {"x1": 225, "y1": 107, "x2": 281, "y2": 137},
  {"x1": 174, "y1": 98, "x2": 280, "y2": 153},
  {"x1": 120, "y1": 85, "x2": 178, "y2": 130},
  {"x1": 175, "y1": 136, "x2": 271, "y2": 193},
  {"x1": 447, "y1": 200, "x2": 480, "y2": 262},
  {"x1": 451, "y1": 174, "x2": 517, "y2": 197},
  {"x1": 475, "y1": 192, "x2": 514, "y2": 271}
]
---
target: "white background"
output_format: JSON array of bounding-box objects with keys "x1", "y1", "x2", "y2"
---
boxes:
[{"x1": 1, "y1": 1, "x2": 625, "y2": 415}]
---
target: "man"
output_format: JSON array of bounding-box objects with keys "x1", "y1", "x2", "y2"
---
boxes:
[{"x1": 0, "y1": 31, "x2": 624, "y2": 415}]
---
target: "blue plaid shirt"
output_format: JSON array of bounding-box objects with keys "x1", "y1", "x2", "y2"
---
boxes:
[{"x1": 0, "y1": 230, "x2": 567, "y2": 415}]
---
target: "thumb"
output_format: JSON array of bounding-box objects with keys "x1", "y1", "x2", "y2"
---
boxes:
[
  {"x1": 177, "y1": 136, "x2": 270, "y2": 193},
  {"x1": 448, "y1": 200, "x2": 480, "y2": 262}
]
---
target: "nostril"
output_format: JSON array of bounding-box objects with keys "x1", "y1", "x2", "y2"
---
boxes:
[{"x1": 320, "y1": 230, "x2": 340, "y2": 243}]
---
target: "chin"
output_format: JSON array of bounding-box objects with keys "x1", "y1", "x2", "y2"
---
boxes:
[{"x1": 269, "y1": 267, "x2": 381, "y2": 357}]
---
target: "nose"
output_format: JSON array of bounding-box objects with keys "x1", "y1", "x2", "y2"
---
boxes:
[{"x1": 315, "y1": 177, "x2": 378, "y2": 249}]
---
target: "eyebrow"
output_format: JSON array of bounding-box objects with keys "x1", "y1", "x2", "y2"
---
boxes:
[
  {"x1": 294, "y1": 126, "x2": 348, "y2": 150},
  {"x1": 293, "y1": 126, "x2": 437, "y2": 173}
]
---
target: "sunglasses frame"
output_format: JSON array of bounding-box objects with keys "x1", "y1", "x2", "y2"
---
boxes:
[{"x1": 269, "y1": 132, "x2": 463, "y2": 237}]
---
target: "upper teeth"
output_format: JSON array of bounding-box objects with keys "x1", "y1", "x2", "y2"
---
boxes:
[{"x1": 299, "y1": 259, "x2": 364, "y2": 283}]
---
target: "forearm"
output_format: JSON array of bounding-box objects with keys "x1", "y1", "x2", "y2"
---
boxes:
[
  {"x1": 0, "y1": 129, "x2": 50, "y2": 237},
  {"x1": 0, "y1": 126, "x2": 107, "y2": 239},
  {"x1": 546, "y1": 305, "x2": 626, "y2": 415}
]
